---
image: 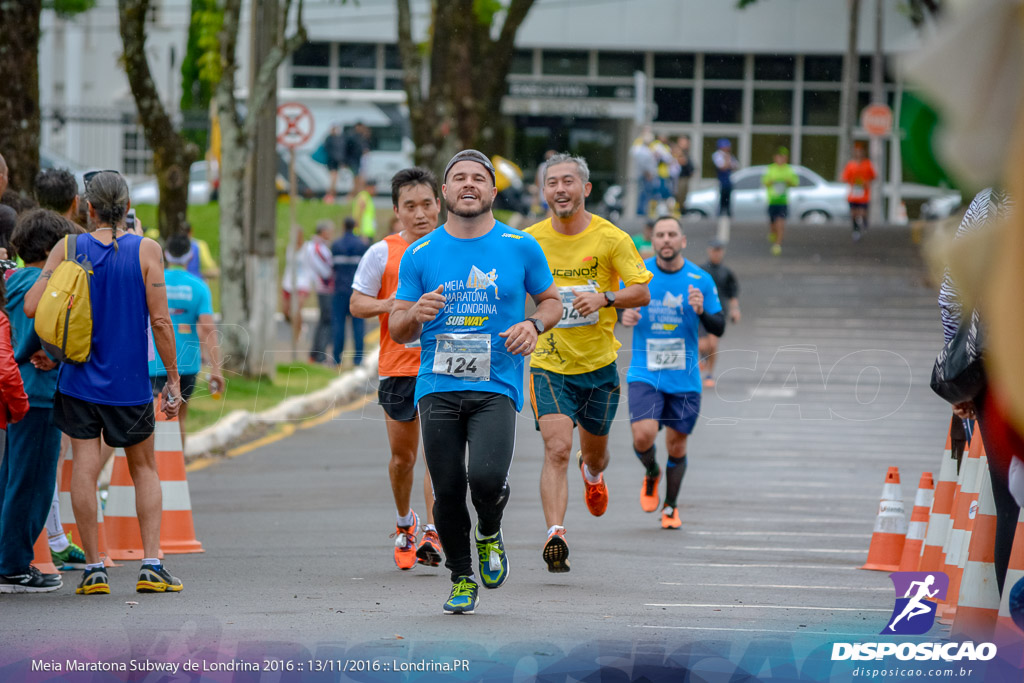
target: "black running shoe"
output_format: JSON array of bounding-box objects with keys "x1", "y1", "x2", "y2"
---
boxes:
[
  {"x1": 543, "y1": 528, "x2": 570, "y2": 573},
  {"x1": 136, "y1": 564, "x2": 183, "y2": 593},
  {"x1": 0, "y1": 566, "x2": 62, "y2": 593},
  {"x1": 76, "y1": 567, "x2": 110, "y2": 595}
]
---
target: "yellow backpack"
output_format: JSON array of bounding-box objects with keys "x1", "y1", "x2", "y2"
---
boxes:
[{"x1": 34, "y1": 234, "x2": 93, "y2": 364}]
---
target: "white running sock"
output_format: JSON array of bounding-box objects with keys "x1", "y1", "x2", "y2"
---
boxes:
[
  {"x1": 84, "y1": 562, "x2": 104, "y2": 571},
  {"x1": 142, "y1": 557, "x2": 161, "y2": 567},
  {"x1": 46, "y1": 482, "x2": 66, "y2": 549},
  {"x1": 423, "y1": 524, "x2": 436, "y2": 533},
  {"x1": 583, "y1": 464, "x2": 602, "y2": 484},
  {"x1": 475, "y1": 527, "x2": 497, "y2": 541},
  {"x1": 396, "y1": 510, "x2": 416, "y2": 528},
  {"x1": 546, "y1": 525, "x2": 565, "y2": 538}
]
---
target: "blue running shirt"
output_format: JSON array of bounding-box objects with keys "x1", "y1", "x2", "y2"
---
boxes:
[
  {"x1": 149, "y1": 268, "x2": 214, "y2": 377},
  {"x1": 627, "y1": 257, "x2": 722, "y2": 395},
  {"x1": 396, "y1": 221, "x2": 553, "y2": 409}
]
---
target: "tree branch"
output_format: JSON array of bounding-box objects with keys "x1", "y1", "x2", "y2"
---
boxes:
[
  {"x1": 118, "y1": 0, "x2": 174, "y2": 145},
  {"x1": 242, "y1": 0, "x2": 306, "y2": 141}
]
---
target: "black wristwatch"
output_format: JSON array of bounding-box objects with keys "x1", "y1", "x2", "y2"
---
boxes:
[
  {"x1": 526, "y1": 317, "x2": 545, "y2": 334},
  {"x1": 603, "y1": 291, "x2": 616, "y2": 308}
]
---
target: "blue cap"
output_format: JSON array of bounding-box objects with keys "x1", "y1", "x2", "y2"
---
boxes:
[{"x1": 717, "y1": 138, "x2": 731, "y2": 149}]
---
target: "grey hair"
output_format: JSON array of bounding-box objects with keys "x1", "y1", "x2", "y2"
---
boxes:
[
  {"x1": 86, "y1": 172, "x2": 129, "y2": 226},
  {"x1": 315, "y1": 219, "x2": 334, "y2": 235},
  {"x1": 541, "y1": 153, "x2": 590, "y2": 185}
]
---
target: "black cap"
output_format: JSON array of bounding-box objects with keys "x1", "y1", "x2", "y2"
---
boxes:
[{"x1": 443, "y1": 150, "x2": 496, "y2": 184}]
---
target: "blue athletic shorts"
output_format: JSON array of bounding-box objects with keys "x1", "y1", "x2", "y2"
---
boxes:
[
  {"x1": 768, "y1": 204, "x2": 789, "y2": 221},
  {"x1": 627, "y1": 382, "x2": 701, "y2": 434},
  {"x1": 529, "y1": 363, "x2": 620, "y2": 436}
]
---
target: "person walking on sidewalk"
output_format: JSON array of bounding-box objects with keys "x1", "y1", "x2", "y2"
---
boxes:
[
  {"x1": 351, "y1": 168, "x2": 443, "y2": 570},
  {"x1": 332, "y1": 217, "x2": 369, "y2": 367},
  {"x1": 762, "y1": 147, "x2": 799, "y2": 256},
  {"x1": 305, "y1": 220, "x2": 335, "y2": 365},
  {"x1": 390, "y1": 150, "x2": 561, "y2": 614},
  {"x1": 622, "y1": 216, "x2": 724, "y2": 529},
  {"x1": 25, "y1": 171, "x2": 183, "y2": 596},
  {"x1": 526, "y1": 153, "x2": 651, "y2": 573}
]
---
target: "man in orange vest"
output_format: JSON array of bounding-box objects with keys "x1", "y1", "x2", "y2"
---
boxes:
[
  {"x1": 350, "y1": 168, "x2": 441, "y2": 570},
  {"x1": 841, "y1": 141, "x2": 877, "y2": 241}
]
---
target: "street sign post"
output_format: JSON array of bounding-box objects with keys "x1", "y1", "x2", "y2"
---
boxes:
[{"x1": 277, "y1": 103, "x2": 315, "y2": 360}]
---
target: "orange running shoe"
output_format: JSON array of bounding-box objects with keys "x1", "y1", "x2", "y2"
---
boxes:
[
  {"x1": 542, "y1": 527, "x2": 570, "y2": 573},
  {"x1": 416, "y1": 529, "x2": 443, "y2": 567},
  {"x1": 391, "y1": 510, "x2": 419, "y2": 570},
  {"x1": 640, "y1": 471, "x2": 661, "y2": 513},
  {"x1": 660, "y1": 506, "x2": 682, "y2": 530},
  {"x1": 577, "y1": 451, "x2": 608, "y2": 517}
]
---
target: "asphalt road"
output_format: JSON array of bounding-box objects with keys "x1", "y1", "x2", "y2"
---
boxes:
[{"x1": 2, "y1": 219, "x2": 999, "y2": 681}]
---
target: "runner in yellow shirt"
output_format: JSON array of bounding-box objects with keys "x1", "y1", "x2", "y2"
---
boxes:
[{"x1": 526, "y1": 153, "x2": 652, "y2": 573}]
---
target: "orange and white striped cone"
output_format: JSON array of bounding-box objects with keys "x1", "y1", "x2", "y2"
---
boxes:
[
  {"x1": 861, "y1": 466, "x2": 907, "y2": 571},
  {"x1": 58, "y1": 448, "x2": 116, "y2": 567},
  {"x1": 938, "y1": 427, "x2": 986, "y2": 620},
  {"x1": 103, "y1": 448, "x2": 163, "y2": 561},
  {"x1": 950, "y1": 458, "x2": 1000, "y2": 641},
  {"x1": 921, "y1": 432, "x2": 959, "y2": 573},
  {"x1": 898, "y1": 472, "x2": 933, "y2": 571},
  {"x1": 154, "y1": 399, "x2": 204, "y2": 554},
  {"x1": 995, "y1": 509, "x2": 1024, "y2": 642},
  {"x1": 30, "y1": 530, "x2": 60, "y2": 575}
]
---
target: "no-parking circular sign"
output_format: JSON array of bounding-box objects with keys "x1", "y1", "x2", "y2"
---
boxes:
[{"x1": 276, "y1": 102, "x2": 314, "y2": 148}]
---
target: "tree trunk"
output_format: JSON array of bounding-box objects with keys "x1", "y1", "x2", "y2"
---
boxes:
[
  {"x1": 0, "y1": 0, "x2": 42, "y2": 194},
  {"x1": 119, "y1": 0, "x2": 196, "y2": 240}
]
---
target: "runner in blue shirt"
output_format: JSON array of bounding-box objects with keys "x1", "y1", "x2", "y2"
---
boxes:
[
  {"x1": 622, "y1": 216, "x2": 724, "y2": 530},
  {"x1": 390, "y1": 150, "x2": 562, "y2": 615},
  {"x1": 150, "y1": 234, "x2": 224, "y2": 451}
]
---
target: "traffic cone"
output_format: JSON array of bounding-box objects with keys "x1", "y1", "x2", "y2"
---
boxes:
[
  {"x1": 58, "y1": 448, "x2": 116, "y2": 567},
  {"x1": 861, "y1": 466, "x2": 907, "y2": 571},
  {"x1": 995, "y1": 509, "x2": 1024, "y2": 641},
  {"x1": 103, "y1": 449, "x2": 150, "y2": 560},
  {"x1": 153, "y1": 399, "x2": 204, "y2": 554},
  {"x1": 950, "y1": 458, "x2": 1001, "y2": 640},
  {"x1": 30, "y1": 530, "x2": 60, "y2": 575},
  {"x1": 938, "y1": 426, "x2": 986, "y2": 619},
  {"x1": 921, "y1": 431, "x2": 959, "y2": 573},
  {"x1": 898, "y1": 472, "x2": 934, "y2": 571}
]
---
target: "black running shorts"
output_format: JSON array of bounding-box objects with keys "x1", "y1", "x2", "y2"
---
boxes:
[{"x1": 54, "y1": 391, "x2": 155, "y2": 448}]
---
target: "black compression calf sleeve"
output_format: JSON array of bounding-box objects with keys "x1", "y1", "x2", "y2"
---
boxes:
[
  {"x1": 634, "y1": 444, "x2": 659, "y2": 477},
  {"x1": 664, "y1": 454, "x2": 688, "y2": 508}
]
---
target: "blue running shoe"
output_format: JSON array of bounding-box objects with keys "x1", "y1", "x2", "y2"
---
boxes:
[
  {"x1": 475, "y1": 526, "x2": 509, "y2": 589},
  {"x1": 443, "y1": 576, "x2": 479, "y2": 615}
]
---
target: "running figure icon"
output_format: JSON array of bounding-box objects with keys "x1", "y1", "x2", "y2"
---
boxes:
[{"x1": 887, "y1": 574, "x2": 940, "y2": 632}]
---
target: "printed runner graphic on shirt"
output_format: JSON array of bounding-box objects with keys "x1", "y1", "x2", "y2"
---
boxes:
[{"x1": 466, "y1": 265, "x2": 500, "y2": 299}]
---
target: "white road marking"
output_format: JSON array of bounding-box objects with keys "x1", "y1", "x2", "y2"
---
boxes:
[
  {"x1": 687, "y1": 530, "x2": 871, "y2": 539},
  {"x1": 645, "y1": 603, "x2": 890, "y2": 612},
  {"x1": 672, "y1": 562, "x2": 860, "y2": 570},
  {"x1": 659, "y1": 582, "x2": 889, "y2": 592},
  {"x1": 683, "y1": 545, "x2": 865, "y2": 554}
]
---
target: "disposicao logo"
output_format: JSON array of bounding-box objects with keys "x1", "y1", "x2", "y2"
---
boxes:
[{"x1": 883, "y1": 571, "x2": 947, "y2": 635}]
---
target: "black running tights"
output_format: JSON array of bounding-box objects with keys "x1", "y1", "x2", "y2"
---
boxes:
[{"x1": 418, "y1": 391, "x2": 517, "y2": 582}]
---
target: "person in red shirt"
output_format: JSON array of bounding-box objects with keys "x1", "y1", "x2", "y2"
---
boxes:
[{"x1": 841, "y1": 141, "x2": 877, "y2": 241}]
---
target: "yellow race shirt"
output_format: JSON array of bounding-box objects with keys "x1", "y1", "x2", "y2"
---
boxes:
[{"x1": 526, "y1": 214, "x2": 651, "y2": 375}]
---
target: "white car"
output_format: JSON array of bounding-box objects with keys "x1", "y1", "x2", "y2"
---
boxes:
[
  {"x1": 684, "y1": 165, "x2": 850, "y2": 224},
  {"x1": 130, "y1": 161, "x2": 213, "y2": 205}
]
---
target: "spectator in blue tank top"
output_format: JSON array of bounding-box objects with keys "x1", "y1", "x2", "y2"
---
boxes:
[{"x1": 25, "y1": 170, "x2": 185, "y2": 597}]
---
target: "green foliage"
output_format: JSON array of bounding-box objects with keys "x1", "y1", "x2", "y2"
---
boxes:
[
  {"x1": 181, "y1": 0, "x2": 213, "y2": 112},
  {"x1": 47, "y1": 0, "x2": 95, "y2": 17},
  {"x1": 736, "y1": 0, "x2": 759, "y2": 7},
  {"x1": 193, "y1": 0, "x2": 224, "y2": 87},
  {"x1": 473, "y1": 0, "x2": 504, "y2": 25}
]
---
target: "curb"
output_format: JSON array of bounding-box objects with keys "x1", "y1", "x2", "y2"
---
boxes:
[{"x1": 183, "y1": 347, "x2": 380, "y2": 461}]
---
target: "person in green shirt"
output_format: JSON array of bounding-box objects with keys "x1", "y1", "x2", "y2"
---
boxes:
[
  {"x1": 352, "y1": 178, "x2": 378, "y2": 242},
  {"x1": 762, "y1": 148, "x2": 799, "y2": 256}
]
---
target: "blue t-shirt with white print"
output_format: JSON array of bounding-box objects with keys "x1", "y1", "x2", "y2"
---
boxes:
[{"x1": 396, "y1": 221, "x2": 553, "y2": 409}]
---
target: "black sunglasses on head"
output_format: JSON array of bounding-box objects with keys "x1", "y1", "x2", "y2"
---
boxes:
[{"x1": 83, "y1": 169, "x2": 121, "y2": 189}]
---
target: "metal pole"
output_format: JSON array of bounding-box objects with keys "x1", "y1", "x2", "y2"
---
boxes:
[
  {"x1": 869, "y1": 0, "x2": 885, "y2": 225},
  {"x1": 287, "y1": 146, "x2": 301, "y2": 361}
]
